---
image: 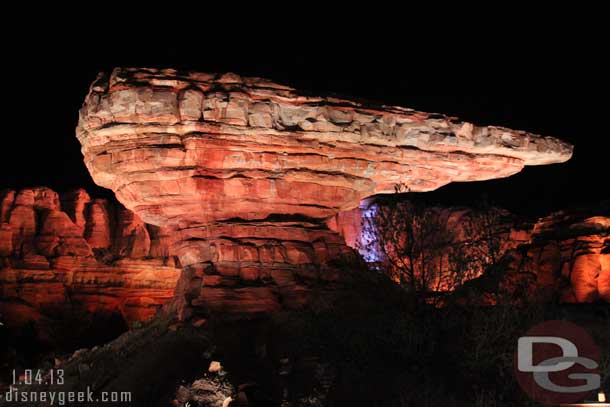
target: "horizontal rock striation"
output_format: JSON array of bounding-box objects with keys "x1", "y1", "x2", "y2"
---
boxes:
[
  {"x1": 76, "y1": 67, "x2": 573, "y2": 317},
  {"x1": 0, "y1": 187, "x2": 180, "y2": 332}
]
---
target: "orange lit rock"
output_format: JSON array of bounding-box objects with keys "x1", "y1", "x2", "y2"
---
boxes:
[
  {"x1": 459, "y1": 205, "x2": 610, "y2": 304},
  {"x1": 571, "y1": 253, "x2": 600, "y2": 302},
  {"x1": 326, "y1": 206, "x2": 365, "y2": 249},
  {"x1": 84, "y1": 199, "x2": 112, "y2": 249},
  {"x1": 37, "y1": 210, "x2": 92, "y2": 257},
  {"x1": 599, "y1": 253, "x2": 610, "y2": 301},
  {"x1": 0, "y1": 223, "x2": 12, "y2": 256},
  {"x1": 76, "y1": 67, "x2": 573, "y2": 317},
  {"x1": 0, "y1": 189, "x2": 15, "y2": 223},
  {"x1": 0, "y1": 187, "x2": 180, "y2": 333},
  {"x1": 331, "y1": 200, "x2": 609, "y2": 303},
  {"x1": 17, "y1": 253, "x2": 50, "y2": 270},
  {"x1": 61, "y1": 189, "x2": 91, "y2": 234},
  {"x1": 533, "y1": 212, "x2": 609, "y2": 302},
  {"x1": 114, "y1": 207, "x2": 151, "y2": 259}
]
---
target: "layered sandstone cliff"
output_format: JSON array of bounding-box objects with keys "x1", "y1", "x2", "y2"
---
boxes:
[
  {"x1": 75, "y1": 67, "x2": 573, "y2": 318},
  {"x1": 0, "y1": 187, "x2": 180, "y2": 331},
  {"x1": 1, "y1": 184, "x2": 604, "y2": 343}
]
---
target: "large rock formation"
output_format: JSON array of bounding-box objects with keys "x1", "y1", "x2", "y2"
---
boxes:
[
  {"x1": 0, "y1": 187, "x2": 180, "y2": 333},
  {"x1": 329, "y1": 201, "x2": 609, "y2": 303},
  {"x1": 485, "y1": 204, "x2": 610, "y2": 303},
  {"x1": 76, "y1": 67, "x2": 572, "y2": 318}
]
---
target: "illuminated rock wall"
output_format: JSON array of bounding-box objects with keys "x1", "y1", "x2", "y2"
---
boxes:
[
  {"x1": 76, "y1": 67, "x2": 573, "y2": 317},
  {"x1": 330, "y1": 201, "x2": 609, "y2": 302},
  {"x1": 0, "y1": 187, "x2": 180, "y2": 330},
  {"x1": 506, "y1": 207, "x2": 610, "y2": 303}
]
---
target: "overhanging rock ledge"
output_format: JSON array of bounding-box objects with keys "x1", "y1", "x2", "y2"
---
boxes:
[{"x1": 76, "y1": 67, "x2": 573, "y2": 318}]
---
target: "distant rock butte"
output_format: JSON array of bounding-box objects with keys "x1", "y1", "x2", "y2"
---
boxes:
[
  {"x1": 76, "y1": 67, "x2": 573, "y2": 317},
  {"x1": 329, "y1": 203, "x2": 609, "y2": 303},
  {"x1": 483, "y1": 207, "x2": 610, "y2": 303},
  {"x1": 0, "y1": 187, "x2": 179, "y2": 331}
]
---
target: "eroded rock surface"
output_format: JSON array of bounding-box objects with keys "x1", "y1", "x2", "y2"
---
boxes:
[
  {"x1": 76, "y1": 67, "x2": 573, "y2": 317},
  {"x1": 330, "y1": 200, "x2": 609, "y2": 303},
  {"x1": 500, "y1": 205, "x2": 610, "y2": 303},
  {"x1": 0, "y1": 187, "x2": 180, "y2": 332}
]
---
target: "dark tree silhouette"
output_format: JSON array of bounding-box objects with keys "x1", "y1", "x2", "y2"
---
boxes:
[{"x1": 360, "y1": 185, "x2": 508, "y2": 307}]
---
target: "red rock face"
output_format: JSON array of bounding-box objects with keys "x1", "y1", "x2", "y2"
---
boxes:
[
  {"x1": 528, "y1": 211, "x2": 610, "y2": 302},
  {"x1": 0, "y1": 188, "x2": 180, "y2": 331},
  {"x1": 76, "y1": 67, "x2": 573, "y2": 317},
  {"x1": 330, "y1": 200, "x2": 609, "y2": 303},
  {"x1": 470, "y1": 210, "x2": 610, "y2": 304}
]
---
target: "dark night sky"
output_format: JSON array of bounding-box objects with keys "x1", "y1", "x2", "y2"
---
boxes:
[{"x1": 2, "y1": 22, "x2": 608, "y2": 217}]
